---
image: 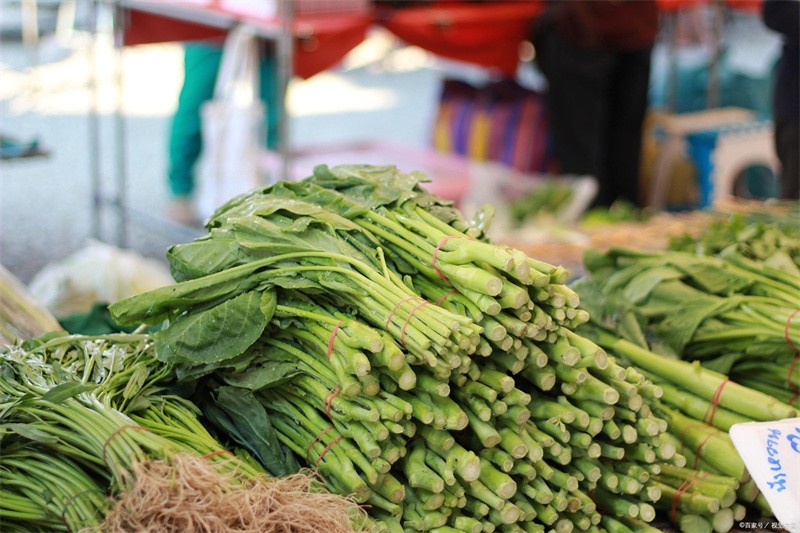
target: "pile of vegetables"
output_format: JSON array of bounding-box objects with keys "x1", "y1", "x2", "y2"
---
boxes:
[
  {"x1": 572, "y1": 224, "x2": 800, "y2": 532},
  {"x1": 110, "y1": 165, "x2": 736, "y2": 532},
  {"x1": 577, "y1": 241, "x2": 800, "y2": 406},
  {"x1": 572, "y1": 320, "x2": 796, "y2": 533},
  {"x1": 507, "y1": 181, "x2": 576, "y2": 226},
  {"x1": 0, "y1": 333, "x2": 368, "y2": 532},
  {"x1": 669, "y1": 211, "x2": 800, "y2": 267}
]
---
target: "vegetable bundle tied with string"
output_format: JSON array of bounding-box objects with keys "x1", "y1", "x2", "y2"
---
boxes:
[
  {"x1": 581, "y1": 244, "x2": 800, "y2": 406},
  {"x1": 0, "y1": 334, "x2": 369, "y2": 533},
  {"x1": 111, "y1": 165, "x2": 686, "y2": 531},
  {"x1": 573, "y1": 274, "x2": 798, "y2": 532}
]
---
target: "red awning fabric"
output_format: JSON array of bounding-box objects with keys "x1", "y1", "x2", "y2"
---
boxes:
[
  {"x1": 381, "y1": 2, "x2": 544, "y2": 77},
  {"x1": 124, "y1": 9, "x2": 227, "y2": 46},
  {"x1": 121, "y1": 1, "x2": 544, "y2": 79},
  {"x1": 656, "y1": 0, "x2": 762, "y2": 11},
  {"x1": 292, "y1": 13, "x2": 372, "y2": 79},
  {"x1": 121, "y1": 3, "x2": 371, "y2": 79}
]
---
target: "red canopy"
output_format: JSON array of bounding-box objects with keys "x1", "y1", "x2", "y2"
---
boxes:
[
  {"x1": 122, "y1": 2, "x2": 372, "y2": 79},
  {"x1": 120, "y1": 0, "x2": 544, "y2": 79},
  {"x1": 381, "y1": 2, "x2": 544, "y2": 77},
  {"x1": 656, "y1": 0, "x2": 762, "y2": 12}
]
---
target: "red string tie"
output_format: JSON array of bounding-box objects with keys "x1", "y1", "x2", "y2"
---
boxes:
[
  {"x1": 315, "y1": 435, "x2": 344, "y2": 469},
  {"x1": 324, "y1": 385, "x2": 343, "y2": 421},
  {"x1": 61, "y1": 489, "x2": 106, "y2": 533},
  {"x1": 201, "y1": 450, "x2": 234, "y2": 460},
  {"x1": 102, "y1": 425, "x2": 149, "y2": 467},
  {"x1": 435, "y1": 289, "x2": 459, "y2": 306},
  {"x1": 702, "y1": 378, "x2": 729, "y2": 426},
  {"x1": 385, "y1": 296, "x2": 421, "y2": 330},
  {"x1": 305, "y1": 425, "x2": 335, "y2": 465},
  {"x1": 326, "y1": 320, "x2": 343, "y2": 362},
  {"x1": 678, "y1": 423, "x2": 720, "y2": 469},
  {"x1": 670, "y1": 472, "x2": 709, "y2": 522},
  {"x1": 400, "y1": 300, "x2": 430, "y2": 348},
  {"x1": 432, "y1": 235, "x2": 470, "y2": 283},
  {"x1": 784, "y1": 309, "x2": 800, "y2": 404}
]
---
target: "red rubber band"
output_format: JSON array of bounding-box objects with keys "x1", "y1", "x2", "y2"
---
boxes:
[
  {"x1": 790, "y1": 389, "x2": 800, "y2": 406},
  {"x1": 202, "y1": 450, "x2": 234, "y2": 460},
  {"x1": 692, "y1": 430, "x2": 720, "y2": 469},
  {"x1": 315, "y1": 435, "x2": 344, "y2": 468},
  {"x1": 324, "y1": 385, "x2": 343, "y2": 421},
  {"x1": 588, "y1": 490, "x2": 608, "y2": 516},
  {"x1": 305, "y1": 425, "x2": 335, "y2": 465},
  {"x1": 432, "y1": 235, "x2": 468, "y2": 283},
  {"x1": 785, "y1": 309, "x2": 800, "y2": 399},
  {"x1": 61, "y1": 489, "x2": 106, "y2": 533},
  {"x1": 785, "y1": 309, "x2": 800, "y2": 353},
  {"x1": 435, "y1": 289, "x2": 458, "y2": 306},
  {"x1": 327, "y1": 321, "x2": 343, "y2": 361},
  {"x1": 670, "y1": 472, "x2": 708, "y2": 522},
  {"x1": 702, "y1": 379, "x2": 729, "y2": 426},
  {"x1": 678, "y1": 423, "x2": 720, "y2": 468},
  {"x1": 400, "y1": 300, "x2": 430, "y2": 348},
  {"x1": 385, "y1": 296, "x2": 420, "y2": 330},
  {"x1": 102, "y1": 425, "x2": 149, "y2": 467}
]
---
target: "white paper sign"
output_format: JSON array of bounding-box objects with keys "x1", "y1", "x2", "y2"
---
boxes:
[{"x1": 730, "y1": 418, "x2": 800, "y2": 533}]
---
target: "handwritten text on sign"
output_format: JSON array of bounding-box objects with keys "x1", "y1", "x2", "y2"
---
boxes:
[{"x1": 730, "y1": 418, "x2": 800, "y2": 533}]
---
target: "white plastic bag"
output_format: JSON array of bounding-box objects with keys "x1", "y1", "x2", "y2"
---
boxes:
[
  {"x1": 28, "y1": 241, "x2": 174, "y2": 318},
  {"x1": 196, "y1": 25, "x2": 265, "y2": 220}
]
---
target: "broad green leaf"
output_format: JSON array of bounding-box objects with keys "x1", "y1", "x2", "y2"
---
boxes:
[
  {"x1": 167, "y1": 235, "x2": 245, "y2": 281},
  {"x1": 2, "y1": 423, "x2": 59, "y2": 443},
  {"x1": 125, "y1": 395, "x2": 152, "y2": 413},
  {"x1": 203, "y1": 386, "x2": 299, "y2": 476},
  {"x1": 669, "y1": 255, "x2": 751, "y2": 295},
  {"x1": 230, "y1": 216, "x2": 370, "y2": 263},
  {"x1": 654, "y1": 297, "x2": 728, "y2": 352},
  {"x1": 269, "y1": 275, "x2": 324, "y2": 291},
  {"x1": 221, "y1": 361, "x2": 301, "y2": 391},
  {"x1": 599, "y1": 264, "x2": 642, "y2": 295},
  {"x1": 260, "y1": 289, "x2": 277, "y2": 322},
  {"x1": 622, "y1": 266, "x2": 683, "y2": 304},
  {"x1": 212, "y1": 194, "x2": 364, "y2": 231},
  {"x1": 41, "y1": 382, "x2": 96, "y2": 403},
  {"x1": 309, "y1": 164, "x2": 423, "y2": 209},
  {"x1": 764, "y1": 251, "x2": 800, "y2": 278},
  {"x1": 317, "y1": 272, "x2": 368, "y2": 296},
  {"x1": 700, "y1": 352, "x2": 746, "y2": 374},
  {"x1": 110, "y1": 263, "x2": 262, "y2": 325},
  {"x1": 122, "y1": 363, "x2": 149, "y2": 400},
  {"x1": 154, "y1": 291, "x2": 267, "y2": 365}
]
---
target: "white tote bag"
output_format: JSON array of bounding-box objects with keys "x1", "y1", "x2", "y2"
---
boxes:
[{"x1": 196, "y1": 25, "x2": 265, "y2": 220}]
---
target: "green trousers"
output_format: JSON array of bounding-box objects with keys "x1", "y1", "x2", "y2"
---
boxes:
[{"x1": 168, "y1": 42, "x2": 280, "y2": 197}]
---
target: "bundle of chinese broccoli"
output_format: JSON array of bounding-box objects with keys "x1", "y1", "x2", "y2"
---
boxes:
[
  {"x1": 111, "y1": 165, "x2": 698, "y2": 531},
  {"x1": 573, "y1": 275, "x2": 798, "y2": 531},
  {"x1": 579, "y1": 244, "x2": 800, "y2": 406}
]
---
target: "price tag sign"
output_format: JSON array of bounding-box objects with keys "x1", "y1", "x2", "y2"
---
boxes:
[{"x1": 730, "y1": 418, "x2": 800, "y2": 533}]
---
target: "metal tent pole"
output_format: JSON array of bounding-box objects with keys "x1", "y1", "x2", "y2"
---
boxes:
[{"x1": 276, "y1": 0, "x2": 294, "y2": 181}]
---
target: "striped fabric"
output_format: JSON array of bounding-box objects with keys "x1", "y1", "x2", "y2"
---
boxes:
[{"x1": 432, "y1": 78, "x2": 555, "y2": 174}]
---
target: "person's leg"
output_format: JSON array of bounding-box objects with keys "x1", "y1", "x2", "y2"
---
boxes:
[
  {"x1": 258, "y1": 51, "x2": 281, "y2": 150},
  {"x1": 603, "y1": 47, "x2": 653, "y2": 207},
  {"x1": 774, "y1": 117, "x2": 800, "y2": 199},
  {"x1": 536, "y1": 29, "x2": 613, "y2": 192},
  {"x1": 167, "y1": 43, "x2": 223, "y2": 198}
]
